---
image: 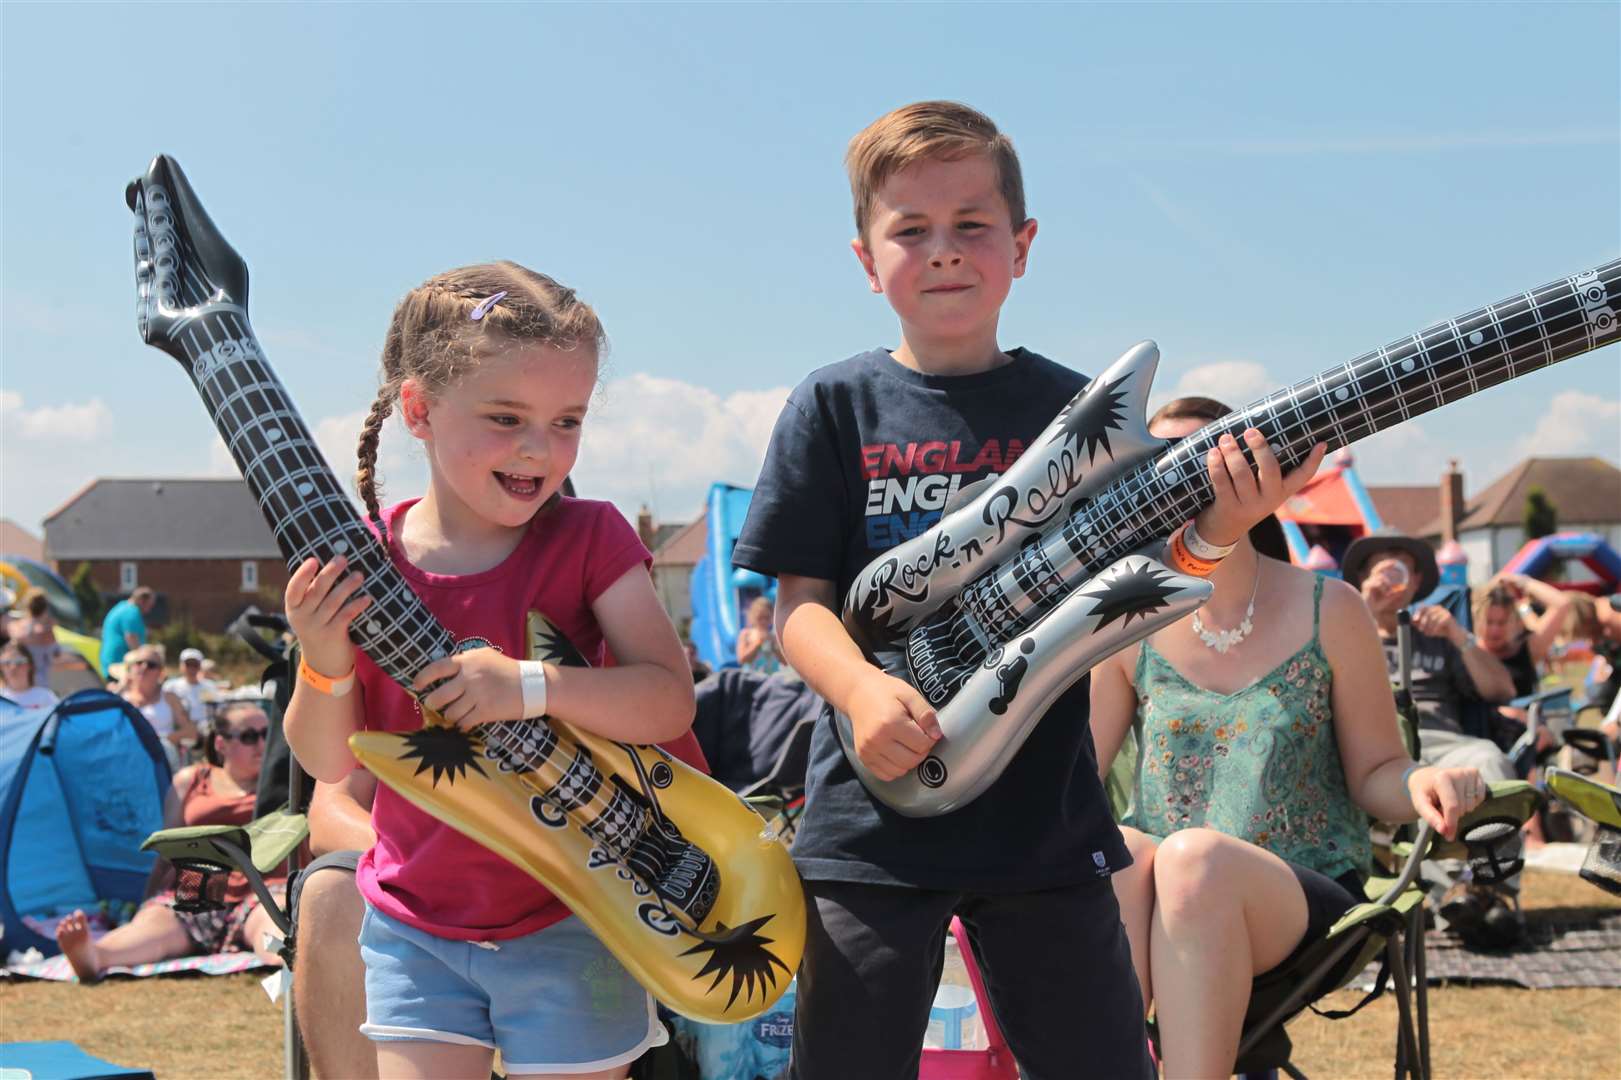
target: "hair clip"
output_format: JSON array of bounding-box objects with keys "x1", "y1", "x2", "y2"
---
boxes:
[{"x1": 469, "y1": 291, "x2": 508, "y2": 321}]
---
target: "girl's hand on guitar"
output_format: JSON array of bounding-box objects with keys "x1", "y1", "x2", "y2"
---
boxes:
[
  {"x1": 412, "y1": 649, "x2": 525, "y2": 730},
  {"x1": 1195, "y1": 429, "x2": 1326, "y2": 548},
  {"x1": 285, "y1": 556, "x2": 370, "y2": 679},
  {"x1": 846, "y1": 668, "x2": 943, "y2": 781}
]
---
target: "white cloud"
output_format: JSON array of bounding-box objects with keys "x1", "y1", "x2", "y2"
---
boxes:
[
  {"x1": 1348, "y1": 420, "x2": 1457, "y2": 485},
  {"x1": 573, "y1": 374, "x2": 791, "y2": 522},
  {"x1": 1513, "y1": 391, "x2": 1621, "y2": 460},
  {"x1": 0, "y1": 389, "x2": 114, "y2": 441},
  {"x1": 1152, "y1": 360, "x2": 1278, "y2": 414},
  {"x1": 1, "y1": 391, "x2": 119, "y2": 529}
]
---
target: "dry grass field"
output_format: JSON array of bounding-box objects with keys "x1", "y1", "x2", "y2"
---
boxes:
[{"x1": 3, "y1": 869, "x2": 1616, "y2": 1079}]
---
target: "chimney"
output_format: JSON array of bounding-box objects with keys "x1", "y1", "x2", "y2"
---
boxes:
[
  {"x1": 1439, "y1": 460, "x2": 1465, "y2": 543},
  {"x1": 636, "y1": 504, "x2": 656, "y2": 550}
]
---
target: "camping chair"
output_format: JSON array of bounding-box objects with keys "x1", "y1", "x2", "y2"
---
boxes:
[
  {"x1": 739, "y1": 714, "x2": 814, "y2": 846},
  {"x1": 138, "y1": 611, "x2": 311, "y2": 1080},
  {"x1": 1225, "y1": 779, "x2": 1540, "y2": 1080},
  {"x1": 1539, "y1": 767, "x2": 1621, "y2": 897},
  {"x1": 1221, "y1": 611, "x2": 1545, "y2": 1079}
]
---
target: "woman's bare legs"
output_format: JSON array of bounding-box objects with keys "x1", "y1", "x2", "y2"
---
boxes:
[
  {"x1": 1148, "y1": 828, "x2": 1312, "y2": 1079},
  {"x1": 240, "y1": 902, "x2": 286, "y2": 967},
  {"x1": 1109, "y1": 825, "x2": 1159, "y2": 1012},
  {"x1": 55, "y1": 905, "x2": 192, "y2": 982}
]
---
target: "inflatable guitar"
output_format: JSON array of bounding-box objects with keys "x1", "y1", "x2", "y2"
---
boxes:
[
  {"x1": 124, "y1": 155, "x2": 802, "y2": 1022},
  {"x1": 840, "y1": 260, "x2": 1621, "y2": 817}
]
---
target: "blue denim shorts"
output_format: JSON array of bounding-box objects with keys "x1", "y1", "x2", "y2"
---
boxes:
[{"x1": 358, "y1": 904, "x2": 666, "y2": 1073}]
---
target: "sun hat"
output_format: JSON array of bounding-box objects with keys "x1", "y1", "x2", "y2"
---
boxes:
[{"x1": 1340, "y1": 528, "x2": 1440, "y2": 600}]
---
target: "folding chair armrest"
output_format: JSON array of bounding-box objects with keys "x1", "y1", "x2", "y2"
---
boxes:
[
  {"x1": 142, "y1": 811, "x2": 308, "y2": 935},
  {"x1": 1544, "y1": 767, "x2": 1621, "y2": 830},
  {"x1": 1509, "y1": 687, "x2": 1573, "y2": 711},
  {"x1": 142, "y1": 823, "x2": 254, "y2": 864},
  {"x1": 142, "y1": 809, "x2": 308, "y2": 877}
]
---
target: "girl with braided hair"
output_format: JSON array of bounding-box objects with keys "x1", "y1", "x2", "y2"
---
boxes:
[{"x1": 282, "y1": 262, "x2": 696, "y2": 1080}]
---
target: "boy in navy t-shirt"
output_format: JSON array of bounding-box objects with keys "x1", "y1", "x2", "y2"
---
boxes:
[{"x1": 735, "y1": 101, "x2": 1317, "y2": 1079}]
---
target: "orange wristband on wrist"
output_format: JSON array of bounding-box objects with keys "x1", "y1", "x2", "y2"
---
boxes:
[
  {"x1": 298, "y1": 654, "x2": 355, "y2": 698},
  {"x1": 1168, "y1": 526, "x2": 1222, "y2": 578}
]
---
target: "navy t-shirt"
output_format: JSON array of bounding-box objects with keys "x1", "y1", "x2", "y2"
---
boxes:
[{"x1": 733, "y1": 347, "x2": 1132, "y2": 891}]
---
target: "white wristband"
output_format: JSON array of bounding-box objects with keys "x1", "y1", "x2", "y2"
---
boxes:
[
  {"x1": 518, "y1": 660, "x2": 549, "y2": 719},
  {"x1": 1183, "y1": 519, "x2": 1237, "y2": 561}
]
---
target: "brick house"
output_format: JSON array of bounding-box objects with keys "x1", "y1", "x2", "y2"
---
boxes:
[
  {"x1": 43, "y1": 478, "x2": 289, "y2": 632},
  {"x1": 1415, "y1": 456, "x2": 1621, "y2": 583}
]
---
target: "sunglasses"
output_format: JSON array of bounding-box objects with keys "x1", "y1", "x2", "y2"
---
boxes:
[
  {"x1": 224, "y1": 729, "x2": 269, "y2": 747},
  {"x1": 0, "y1": 658, "x2": 29, "y2": 668},
  {"x1": 130, "y1": 659, "x2": 164, "y2": 671}
]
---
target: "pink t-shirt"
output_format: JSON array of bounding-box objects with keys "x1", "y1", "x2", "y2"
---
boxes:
[{"x1": 354, "y1": 496, "x2": 652, "y2": 941}]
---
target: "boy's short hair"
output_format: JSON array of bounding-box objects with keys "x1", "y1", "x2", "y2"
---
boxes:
[{"x1": 846, "y1": 101, "x2": 1027, "y2": 242}]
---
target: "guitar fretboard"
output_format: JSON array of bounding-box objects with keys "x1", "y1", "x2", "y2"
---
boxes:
[
  {"x1": 166, "y1": 306, "x2": 455, "y2": 688},
  {"x1": 982, "y1": 259, "x2": 1621, "y2": 639}
]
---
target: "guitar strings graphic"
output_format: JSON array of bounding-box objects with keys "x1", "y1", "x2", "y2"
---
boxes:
[{"x1": 912, "y1": 262, "x2": 1619, "y2": 655}]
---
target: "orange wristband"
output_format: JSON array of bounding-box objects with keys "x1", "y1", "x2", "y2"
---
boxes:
[
  {"x1": 1168, "y1": 528, "x2": 1221, "y2": 578},
  {"x1": 298, "y1": 654, "x2": 355, "y2": 698}
]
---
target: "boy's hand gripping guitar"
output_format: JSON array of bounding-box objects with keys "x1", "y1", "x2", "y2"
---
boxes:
[
  {"x1": 125, "y1": 155, "x2": 803, "y2": 1022},
  {"x1": 840, "y1": 261, "x2": 1620, "y2": 817}
]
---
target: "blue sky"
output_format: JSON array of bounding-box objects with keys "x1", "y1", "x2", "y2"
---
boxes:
[{"x1": 3, "y1": 3, "x2": 1617, "y2": 538}]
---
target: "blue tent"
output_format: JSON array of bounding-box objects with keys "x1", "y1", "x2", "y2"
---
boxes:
[{"x1": 0, "y1": 690, "x2": 170, "y2": 957}]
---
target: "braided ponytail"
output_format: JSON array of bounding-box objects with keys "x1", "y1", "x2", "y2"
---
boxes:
[{"x1": 354, "y1": 386, "x2": 395, "y2": 524}]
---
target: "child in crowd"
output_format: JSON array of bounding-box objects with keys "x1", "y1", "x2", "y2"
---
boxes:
[
  {"x1": 283, "y1": 263, "x2": 696, "y2": 1080},
  {"x1": 733, "y1": 101, "x2": 1323, "y2": 1079},
  {"x1": 736, "y1": 596, "x2": 783, "y2": 673}
]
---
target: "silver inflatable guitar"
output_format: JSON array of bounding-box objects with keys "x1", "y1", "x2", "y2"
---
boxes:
[{"x1": 839, "y1": 261, "x2": 1621, "y2": 817}]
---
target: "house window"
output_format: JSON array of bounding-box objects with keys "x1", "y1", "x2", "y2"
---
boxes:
[
  {"x1": 241, "y1": 560, "x2": 259, "y2": 592},
  {"x1": 120, "y1": 562, "x2": 138, "y2": 591}
]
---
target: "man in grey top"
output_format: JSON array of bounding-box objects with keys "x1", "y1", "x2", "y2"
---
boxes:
[{"x1": 1343, "y1": 529, "x2": 1522, "y2": 948}]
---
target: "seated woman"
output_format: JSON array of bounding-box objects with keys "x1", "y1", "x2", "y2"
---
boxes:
[
  {"x1": 116, "y1": 644, "x2": 199, "y2": 770},
  {"x1": 56, "y1": 701, "x2": 286, "y2": 981},
  {"x1": 1090, "y1": 397, "x2": 1487, "y2": 1079},
  {"x1": 1477, "y1": 572, "x2": 1574, "y2": 729},
  {"x1": 1, "y1": 640, "x2": 59, "y2": 710}
]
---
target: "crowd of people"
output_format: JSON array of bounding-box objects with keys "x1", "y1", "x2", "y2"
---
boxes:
[{"x1": 7, "y1": 97, "x2": 1619, "y2": 1080}]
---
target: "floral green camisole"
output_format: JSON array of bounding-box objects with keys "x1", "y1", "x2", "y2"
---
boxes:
[{"x1": 1124, "y1": 578, "x2": 1370, "y2": 881}]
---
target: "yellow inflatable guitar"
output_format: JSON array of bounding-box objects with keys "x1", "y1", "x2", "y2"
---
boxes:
[
  {"x1": 124, "y1": 154, "x2": 803, "y2": 1022},
  {"x1": 350, "y1": 613, "x2": 804, "y2": 1021}
]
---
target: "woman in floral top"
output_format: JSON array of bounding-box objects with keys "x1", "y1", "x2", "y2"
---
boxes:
[{"x1": 1090, "y1": 398, "x2": 1488, "y2": 1079}]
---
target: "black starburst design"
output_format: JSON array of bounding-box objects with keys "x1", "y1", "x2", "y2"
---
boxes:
[
  {"x1": 680, "y1": 914, "x2": 793, "y2": 1010},
  {"x1": 1054, "y1": 374, "x2": 1131, "y2": 464},
  {"x1": 1090, "y1": 561, "x2": 1183, "y2": 632},
  {"x1": 398, "y1": 726, "x2": 489, "y2": 788},
  {"x1": 528, "y1": 614, "x2": 589, "y2": 668}
]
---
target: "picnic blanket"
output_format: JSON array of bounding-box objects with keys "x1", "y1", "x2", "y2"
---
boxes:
[
  {"x1": 1419, "y1": 909, "x2": 1621, "y2": 989},
  {"x1": 1352, "y1": 907, "x2": 1621, "y2": 990},
  {"x1": 4, "y1": 950, "x2": 268, "y2": 982}
]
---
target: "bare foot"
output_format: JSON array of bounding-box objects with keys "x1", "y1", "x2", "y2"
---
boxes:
[{"x1": 55, "y1": 910, "x2": 101, "y2": 982}]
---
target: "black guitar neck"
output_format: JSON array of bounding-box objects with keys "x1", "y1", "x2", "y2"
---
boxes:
[
  {"x1": 167, "y1": 307, "x2": 457, "y2": 687},
  {"x1": 1093, "y1": 259, "x2": 1621, "y2": 572}
]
